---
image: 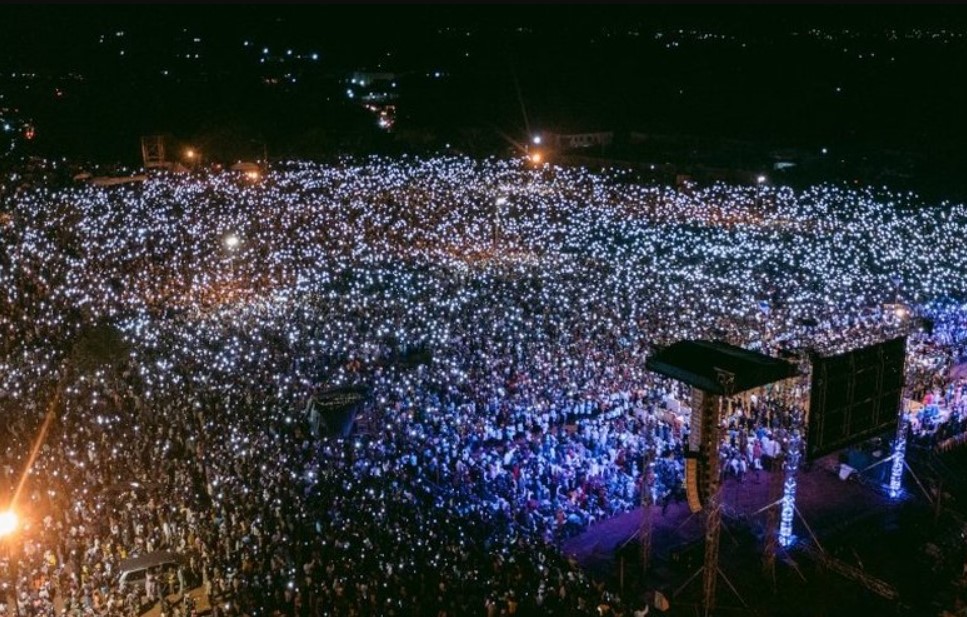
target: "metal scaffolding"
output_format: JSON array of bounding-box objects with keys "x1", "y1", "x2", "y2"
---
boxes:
[
  {"x1": 762, "y1": 445, "x2": 785, "y2": 585},
  {"x1": 640, "y1": 444, "x2": 655, "y2": 577},
  {"x1": 701, "y1": 371, "x2": 732, "y2": 615},
  {"x1": 702, "y1": 396, "x2": 722, "y2": 615}
]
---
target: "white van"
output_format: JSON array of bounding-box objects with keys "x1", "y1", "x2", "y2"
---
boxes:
[{"x1": 118, "y1": 551, "x2": 186, "y2": 592}]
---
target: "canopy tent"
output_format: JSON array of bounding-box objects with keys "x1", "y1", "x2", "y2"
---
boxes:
[
  {"x1": 118, "y1": 550, "x2": 185, "y2": 573},
  {"x1": 646, "y1": 340, "x2": 797, "y2": 395},
  {"x1": 306, "y1": 385, "x2": 370, "y2": 438}
]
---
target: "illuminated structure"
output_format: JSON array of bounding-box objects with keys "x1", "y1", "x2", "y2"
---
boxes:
[
  {"x1": 889, "y1": 411, "x2": 908, "y2": 499},
  {"x1": 762, "y1": 444, "x2": 784, "y2": 584},
  {"x1": 647, "y1": 340, "x2": 797, "y2": 616},
  {"x1": 779, "y1": 430, "x2": 802, "y2": 547}
]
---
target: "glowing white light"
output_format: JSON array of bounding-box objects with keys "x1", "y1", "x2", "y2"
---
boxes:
[
  {"x1": 0, "y1": 511, "x2": 17, "y2": 537},
  {"x1": 778, "y1": 476, "x2": 796, "y2": 547},
  {"x1": 532, "y1": 136, "x2": 542, "y2": 145},
  {"x1": 889, "y1": 416, "x2": 908, "y2": 499},
  {"x1": 224, "y1": 234, "x2": 240, "y2": 249},
  {"x1": 779, "y1": 432, "x2": 802, "y2": 548}
]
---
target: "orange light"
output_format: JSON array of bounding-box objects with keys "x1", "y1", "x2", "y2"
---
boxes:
[
  {"x1": 0, "y1": 511, "x2": 18, "y2": 537},
  {"x1": 185, "y1": 148, "x2": 196, "y2": 159},
  {"x1": 245, "y1": 171, "x2": 260, "y2": 181},
  {"x1": 530, "y1": 152, "x2": 542, "y2": 164}
]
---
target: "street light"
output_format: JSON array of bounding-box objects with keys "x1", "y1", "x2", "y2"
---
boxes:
[
  {"x1": 493, "y1": 197, "x2": 508, "y2": 248},
  {"x1": 756, "y1": 175, "x2": 767, "y2": 209},
  {"x1": 0, "y1": 510, "x2": 18, "y2": 617},
  {"x1": 184, "y1": 148, "x2": 201, "y2": 171},
  {"x1": 224, "y1": 234, "x2": 240, "y2": 281},
  {"x1": 0, "y1": 512, "x2": 16, "y2": 537}
]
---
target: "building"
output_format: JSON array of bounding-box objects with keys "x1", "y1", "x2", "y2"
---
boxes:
[{"x1": 545, "y1": 131, "x2": 614, "y2": 151}]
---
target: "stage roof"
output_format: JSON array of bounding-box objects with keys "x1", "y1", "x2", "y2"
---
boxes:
[{"x1": 646, "y1": 340, "x2": 797, "y2": 395}]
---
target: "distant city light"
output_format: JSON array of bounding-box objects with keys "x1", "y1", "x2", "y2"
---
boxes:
[{"x1": 757, "y1": 175, "x2": 767, "y2": 184}]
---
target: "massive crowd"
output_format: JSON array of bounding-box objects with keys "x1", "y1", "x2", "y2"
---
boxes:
[{"x1": 2, "y1": 156, "x2": 967, "y2": 616}]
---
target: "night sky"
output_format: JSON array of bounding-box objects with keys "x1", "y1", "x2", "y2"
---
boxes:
[{"x1": 2, "y1": 5, "x2": 967, "y2": 192}]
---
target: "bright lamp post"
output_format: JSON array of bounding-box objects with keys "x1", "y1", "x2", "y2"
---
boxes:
[
  {"x1": 756, "y1": 175, "x2": 767, "y2": 209},
  {"x1": 0, "y1": 510, "x2": 19, "y2": 617},
  {"x1": 224, "y1": 234, "x2": 240, "y2": 280},
  {"x1": 494, "y1": 197, "x2": 507, "y2": 248},
  {"x1": 185, "y1": 148, "x2": 200, "y2": 171}
]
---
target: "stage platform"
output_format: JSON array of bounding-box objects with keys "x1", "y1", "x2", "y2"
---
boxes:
[{"x1": 562, "y1": 453, "x2": 896, "y2": 582}]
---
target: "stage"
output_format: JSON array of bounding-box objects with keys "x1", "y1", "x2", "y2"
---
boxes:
[{"x1": 562, "y1": 452, "x2": 897, "y2": 587}]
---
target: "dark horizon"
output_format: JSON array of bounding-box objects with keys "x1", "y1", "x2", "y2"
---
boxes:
[{"x1": 2, "y1": 5, "x2": 967, "y2": 197}]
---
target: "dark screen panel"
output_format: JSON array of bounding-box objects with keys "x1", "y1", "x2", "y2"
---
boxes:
[{"x1": 806, "y1": 337, "x2": 906, "y2": 461}]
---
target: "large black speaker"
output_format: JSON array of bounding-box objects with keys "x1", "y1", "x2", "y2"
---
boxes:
[
  {"x1": 806, "y1": 337, "x2": 905, "y2": 461},
  {"x1": 685, "y1": 457, "x2": 703, "y2": 513}
]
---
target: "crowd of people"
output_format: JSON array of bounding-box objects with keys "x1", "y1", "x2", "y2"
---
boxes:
[{"x1": 2, "y1": 156, "x2": 967, "y2": 616}]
